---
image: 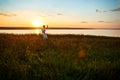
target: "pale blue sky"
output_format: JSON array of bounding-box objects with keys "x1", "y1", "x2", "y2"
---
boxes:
[{"x1": 0, "y1": 0, "x2": 119, "y2": 12}]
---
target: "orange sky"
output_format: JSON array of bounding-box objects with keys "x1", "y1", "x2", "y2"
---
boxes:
[{"x1": 0, "y1": 11, "x2": 120, "y2": 28}]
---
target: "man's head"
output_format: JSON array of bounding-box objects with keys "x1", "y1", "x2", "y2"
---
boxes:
[{"x1": 43, "y1": 25, "x2": 45, "y2": 28}]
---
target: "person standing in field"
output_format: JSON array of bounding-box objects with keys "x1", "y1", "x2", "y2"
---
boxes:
[{"x1": 41, "y1": 25, "x2": 48, "y2": 39}]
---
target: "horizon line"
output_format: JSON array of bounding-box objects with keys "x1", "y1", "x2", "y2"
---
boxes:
[{"x1": 0, "y1": 27, "x2": 120, "y2": 30}]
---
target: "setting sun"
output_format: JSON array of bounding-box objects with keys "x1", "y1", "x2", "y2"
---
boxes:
[{"x1": 33, "y1": 18, "x2": 42, "y2": 27}]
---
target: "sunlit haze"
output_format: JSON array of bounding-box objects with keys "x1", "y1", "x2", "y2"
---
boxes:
[
  {"x1": 0, "y1": 0, "x2": 120, "y2": 28},
  {"x1": 33, "y1": 18, "x2": 42, "y2": 27}
]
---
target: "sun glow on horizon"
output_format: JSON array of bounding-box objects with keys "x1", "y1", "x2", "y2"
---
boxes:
[{"x1": 33, "y1": 18, "x2": 43, "y2": 27}]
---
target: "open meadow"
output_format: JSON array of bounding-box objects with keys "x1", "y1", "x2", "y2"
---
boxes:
[{"x1": 0, "y1": 34, "x2": 120, "y2": 80}]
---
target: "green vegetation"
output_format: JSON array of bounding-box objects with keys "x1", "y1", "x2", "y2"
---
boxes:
[{"x1": 0, "y1": 34, "x2": 120, "y2": 80}]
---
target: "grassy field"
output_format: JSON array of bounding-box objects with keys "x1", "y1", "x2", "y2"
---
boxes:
[{"x1": 0, "y1": 34, "x2": 120, "y2": 80}]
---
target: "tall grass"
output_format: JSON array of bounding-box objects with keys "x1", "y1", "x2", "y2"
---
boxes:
[{"x1": 0, "y1": 34, "x2": 120, "y2": 80}]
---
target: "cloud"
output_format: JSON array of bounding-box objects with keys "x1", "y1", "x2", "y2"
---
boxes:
[
  {"x1": 103, "y1": 10, "x2": 107, "y2": 13},
  {"x1": 38, "y1": 12, "x2": 63, "y2": 17},
  {"x1": 0, "y1": 12, "x2": 17, "y2": 17},
  {"x1": 111, "y1": 7, "x2": 120, "y2": 12},
  {"x1": 96, "y1": 9, "x2": 107, "y2": 13},
  {"x1": 81, "y1": 21, "x2": 88, "y2": 23},
  {"x1": 57, "y1": 13, "x2": 63, "y2": 16},
  {"x1": 96, "y1": 7, "x2": 120, "y2": 13},
  {"x1": 98, "y1": 21, "x2": 112, "y2": 23},
  {"x1": 98, "y1": 21, "x2": 104, "y2": 23}
]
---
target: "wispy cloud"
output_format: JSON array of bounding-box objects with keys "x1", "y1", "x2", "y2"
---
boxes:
[
  {"x1": 98, "y1": 21, "x2": 104, "y2": 23},
  {"x1": 39, "y1": 12, "x2": 63, "y2": 17},
  {"x1": 81, "y1": 21, "x2": 88, "y2": 23},
  {"x1": 96, "y1": 7, "x2": 120, "y2": 13},
  {"x1": 111, "y1": 7, "x2": 120, "y2": 12},
  {"x1": 57, "y1": 13, "x2": 63, "y2": 16},
  {"x1": 96, "y1": 9, "x2": 107, "y2": 13},
  {"x1": 0, "y1": 12, "x2": 17, "y2": 17},
  {"x1": 98, "y1": 21, "x2": 112, "y2": 23}
]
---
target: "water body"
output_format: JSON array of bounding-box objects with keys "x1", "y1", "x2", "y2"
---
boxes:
[{"x1": 0, "y1": 29, "x2": 120, "y2": 37}]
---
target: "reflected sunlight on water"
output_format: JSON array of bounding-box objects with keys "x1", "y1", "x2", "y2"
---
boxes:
[{"x1": 35, "y1": 29, "x2": 40, "y2": 35}]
